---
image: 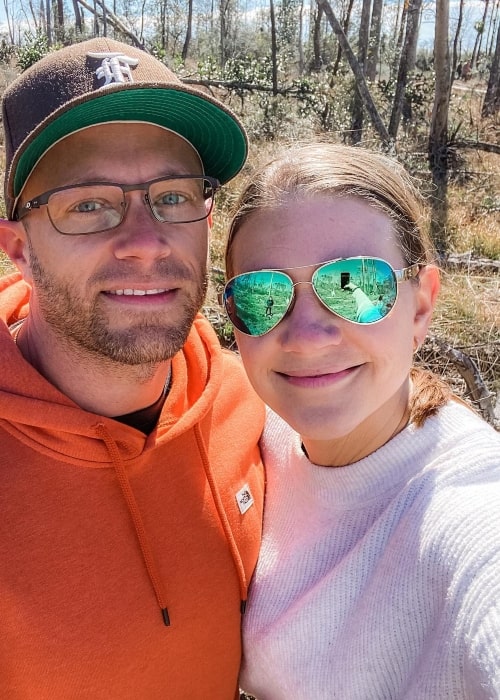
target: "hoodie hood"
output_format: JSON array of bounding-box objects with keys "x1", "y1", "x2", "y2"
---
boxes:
[{"x1": 0, "y1": 272, "x2": 223, "y2": 461}]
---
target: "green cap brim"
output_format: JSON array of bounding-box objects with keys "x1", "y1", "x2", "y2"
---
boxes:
[{"x1": 14, "y1": 86, "x2": 247, "y2": 198}]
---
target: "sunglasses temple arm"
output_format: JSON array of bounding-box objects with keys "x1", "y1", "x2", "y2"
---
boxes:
[{"x1": 395, "y1": 264, "x2": 421, "y2": 282}]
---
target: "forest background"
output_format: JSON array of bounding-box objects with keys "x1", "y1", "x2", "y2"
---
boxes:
[{"x1": 0, "y1": 0, "x2": 498, "y2": 427}]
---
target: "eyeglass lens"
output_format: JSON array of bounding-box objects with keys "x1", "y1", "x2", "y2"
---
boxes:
[
  {"x1": 45, "y1": 177, "x2": 215, "y2": 234},
  {"x1": 224, "y1": 257, "x2": 398, "y2": 336}
]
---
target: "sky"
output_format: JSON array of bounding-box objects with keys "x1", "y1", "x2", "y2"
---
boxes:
[
  {"x1": 417, "y1": 1, "x2": 489, "y2": 51},
  {"x1": 0, "y1": 0, "x2": 491, "y2": 52}
]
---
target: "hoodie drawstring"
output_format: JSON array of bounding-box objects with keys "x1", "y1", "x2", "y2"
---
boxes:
[
  {"x1": 194, "y1": 423, "x2": 249, "y2": 614},
  {"x1": 96, "y1": 424, "x2": 171, "y2": 626}
]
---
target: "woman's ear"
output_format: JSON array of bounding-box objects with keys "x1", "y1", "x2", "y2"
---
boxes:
[
  {"x1": 413, "y1": 264, "x2": 440, "y2": 341},
  {"x1": 0, "y1": 219, "x2": 31, "y2": 279}
]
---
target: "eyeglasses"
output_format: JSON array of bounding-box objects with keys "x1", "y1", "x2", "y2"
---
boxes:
[
  {"x1": 223, "y1": 256, "x2": 421, "y2": 336},
  {"x1": 15, "y1": 175, "x2": 220, "y2": 235}
]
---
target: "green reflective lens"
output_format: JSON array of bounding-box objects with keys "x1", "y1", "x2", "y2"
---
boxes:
[
  {"x1": 313, "y1": 258, "x2": 397, "y2": 324},
  {"x1": 224, "y1": 270, "x2": 294, "y2": 336},
  {"x1": 224, "y1": 257, "x2": 408, "y2": 336}
]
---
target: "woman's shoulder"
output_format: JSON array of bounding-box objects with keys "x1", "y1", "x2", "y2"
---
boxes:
[{"x1": 429, "y1": 399, "x2": 500, "y2": 457}]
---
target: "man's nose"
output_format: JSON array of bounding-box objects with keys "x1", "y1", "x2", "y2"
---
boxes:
[{"x1": 110, "y1": 192, "x2": 173, "y2": 261}]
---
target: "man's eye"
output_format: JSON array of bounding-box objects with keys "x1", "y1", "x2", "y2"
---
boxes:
[
  {"x1": 74, "y1": 200, "x2": 105, "y2": 213},
  {"x1": 158, "y1": 192, "x2": 187, "y2": 206}
]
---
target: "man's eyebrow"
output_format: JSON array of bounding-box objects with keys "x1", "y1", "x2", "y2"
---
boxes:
[{"x1": 58, "y1": 170, "x2": 203, "y2": 186}]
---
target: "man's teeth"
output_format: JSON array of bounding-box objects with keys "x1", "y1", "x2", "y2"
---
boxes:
[{"x1": 109, "y1": 289, "x2": 168, "y2": 296}]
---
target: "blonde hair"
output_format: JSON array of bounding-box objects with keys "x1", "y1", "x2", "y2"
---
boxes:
[
  {"x1": 225, "y1": 142, "x2": 434, "y2": 279},
  {"x1": 225, "y1": 141, "x2": 462, "y2": 425}
]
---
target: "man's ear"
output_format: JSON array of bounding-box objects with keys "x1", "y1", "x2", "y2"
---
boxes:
[
  {"x1": 0, "y1": 219, "x2": 31, "y2": 279},
  {"x1": 413, "y1": 264, "x2": 440, "y2": 342},
  {"x1": 206, "y1": 215, "x2": 213, "y2": 264}
]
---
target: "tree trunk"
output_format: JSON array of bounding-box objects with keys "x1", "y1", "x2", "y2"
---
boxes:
[
  {"x1": 93, "y1": 0, "x2": 99, "y2": 35},
  {"x1": 332, "y1": 0, "x2": 354, "y2": 77},
  {"x1": 471, "y1": 0, "x2": 489, "y2": 68},
  {"x1": 312, "y1": 4, "x2": 323, "y2": 72},
  {"x1": 220, "y1": 0, "x2": 228, "y2": 67},
  {"x1": 298, "y1": 0, "x2": 305, "y2": 74},
  {"x1": 182, "y1": 0, "x2": 193, "y2": 61},
  {"x1": 55, "y1": 0, "x2": 64, "y2": 40},
  {"x1": 388, "y1": 0, "x2": 422, "y2": 139},
  {"x1": 317, "y1": 0, "x2": 392, "y2": 150},
  {"x1": 159, "y1": 0, "x2": 166, "y2": 51},
  {"x1": 3, "y1": 0, "x2": 15, "y2": 43},
  {"x1": 482, "y1": 23, "x2": 500, "y2": 117},
  {"x1": 366, "y1": 0, "x2": 383, "y2": 81},
  {"x1": 102, "y1": 0, "x2": 107, "y2": 36},
  {"x1": 45, "y1": 0, "x2": 52, "y2": 45},
  {"x1": 72, "y1": 0, "x2": 83, "y2": 33},
  {"x1": 391, "y1": 0, "x2": 407, "y2": 81},
  {"x1": 451, "y1": 0, "x2": 464, "y2": 82},
  {"x1": 270, "y1": 0, "x2": 278, "y2": 95},
  {"x1": 487, "y1": 2, "x2": 499, "y2": 56},
  {"x1": 350, "y1": 0, "x2": 371, "y2": 143},
  {"x1": 39, "y1": 0, "x2": 47, "y2": 36},
  {"x1": 428, "y1": 0, "x2": 451, "y2": 258}
]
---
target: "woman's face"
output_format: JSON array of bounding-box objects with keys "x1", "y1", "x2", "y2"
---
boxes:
[{"x1": 229, "y1": 194, "x2": 438, "y2": 465}]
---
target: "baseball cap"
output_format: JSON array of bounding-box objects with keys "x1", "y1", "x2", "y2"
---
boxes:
[{"x1": 2, "y1": 37, "x2": 248, "y2": 219}]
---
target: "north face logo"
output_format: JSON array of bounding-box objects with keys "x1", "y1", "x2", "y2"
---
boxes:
[
  {"x1": 88, "y1": 51, "x2": 139, "y2": 86},
  {"x1": 236, "y1": 484, "x2": 254, "y2": 515}
]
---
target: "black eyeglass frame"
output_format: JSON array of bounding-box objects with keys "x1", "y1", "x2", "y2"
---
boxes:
[{"x1": 15, "y1": 175, "x2": 221, "y2": 234}]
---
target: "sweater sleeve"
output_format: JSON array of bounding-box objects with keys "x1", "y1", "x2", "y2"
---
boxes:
[{"x1": 463, "y1": 554, "x2": 500, "y2": 697}]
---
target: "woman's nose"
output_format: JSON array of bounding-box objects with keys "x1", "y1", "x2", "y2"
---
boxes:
[{"x1": 278, "y1": 283, "x2": 343, "y2": 352}]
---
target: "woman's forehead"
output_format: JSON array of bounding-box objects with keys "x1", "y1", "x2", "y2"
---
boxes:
[{"x1": 231, "y1": 195, "x2": 401, "y2": 272}]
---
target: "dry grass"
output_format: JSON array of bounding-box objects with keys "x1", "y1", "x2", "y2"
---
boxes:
[
  {"x1": 0, "y1": 250, "x2": 15, "y2": 276},
  {"x1": 433, "y1": 271, "x2": 499, "y2": 347},
  {"x1": 447, "y1": 151, "x2": 500, "y2": 260},
  {"x1": 421, "y1": 270, "x2": 499, "y2": 422}
]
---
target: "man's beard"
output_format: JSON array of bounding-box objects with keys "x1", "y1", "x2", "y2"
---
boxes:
[{"x1": 28, "y1": 244, "x2": 208, "y2": 365}]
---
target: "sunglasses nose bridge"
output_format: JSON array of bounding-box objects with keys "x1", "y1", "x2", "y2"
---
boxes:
[
  {"x1": 290, "y1": 280, "x2": 314, "y2": 295},
  {"x1": 289, "y1": 279, "x2": 337, "y2": 321},
  {"x1": 293, "y1": 279, "x2": 332, "y2": 313}
]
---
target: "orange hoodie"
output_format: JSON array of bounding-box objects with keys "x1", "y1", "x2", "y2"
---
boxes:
[{"x1": 0, "y1": 273, "x2": 265, "y2": 699}]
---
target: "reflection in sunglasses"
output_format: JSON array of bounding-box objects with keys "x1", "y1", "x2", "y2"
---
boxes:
[{"x1": 224, "y1": 257, "x2": 420, "y2": 336}]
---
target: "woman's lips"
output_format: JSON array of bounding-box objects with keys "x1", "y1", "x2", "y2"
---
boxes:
[{"x1": 277, "y1": 365, "x2": 361, "y2": 388}]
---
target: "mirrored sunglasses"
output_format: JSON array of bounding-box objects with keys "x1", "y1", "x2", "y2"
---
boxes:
[{"x1": 223, "y1": 256, "x2": 421, "y2": 337}]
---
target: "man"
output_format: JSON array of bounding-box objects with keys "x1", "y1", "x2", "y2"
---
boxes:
[{"x1": 0, "y1": 38, "x2": 264, "y2": 699}]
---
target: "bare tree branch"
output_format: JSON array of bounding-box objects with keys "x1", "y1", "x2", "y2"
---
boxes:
[
  {"x1": 427, "y1": 335, "x2": 498, "y2": 427},
  {"x1": 316, "y1": 0, "x2": 393, "y2": 151},
  {"x1": 76, "y1": 0, "x2": 145, "y2": 48},
  {"x1": 453, "y1": 139, "x2": 500, "y2": 155},
  {"x1": 182, "y1": 77, "x2": 306, "y2": 96}
]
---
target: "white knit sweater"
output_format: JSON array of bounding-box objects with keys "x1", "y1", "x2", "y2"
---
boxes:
[{"x1": 240, "y1": 401, "x2": 500, "y2": 699}]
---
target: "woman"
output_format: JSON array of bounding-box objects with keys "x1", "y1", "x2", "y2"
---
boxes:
[{"x1": 223, "y1": 143, "x2": 500, "y2": 699}]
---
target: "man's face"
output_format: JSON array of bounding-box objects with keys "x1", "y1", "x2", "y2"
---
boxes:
[{"x1": 18, "y1": 123, "x2": 210, "y2": 364}]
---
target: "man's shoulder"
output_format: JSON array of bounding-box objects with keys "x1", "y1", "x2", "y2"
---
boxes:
[
  {"x1": 0, "y1": 272, "x2": 30, "y2": 325},
  {"x1": 220, "y1": 347, "x2": 244, "y2": 369},
  {"x1": 220, "y1": 348, "x2": 260, "y2": 396}
]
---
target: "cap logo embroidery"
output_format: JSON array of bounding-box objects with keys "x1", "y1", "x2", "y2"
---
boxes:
[
  {"x1": 236, "y1": 484, "x2": 254, "y2": 515},
  {"x1": 87, "y1": 51, "x2": 139, "y2": 86}
]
